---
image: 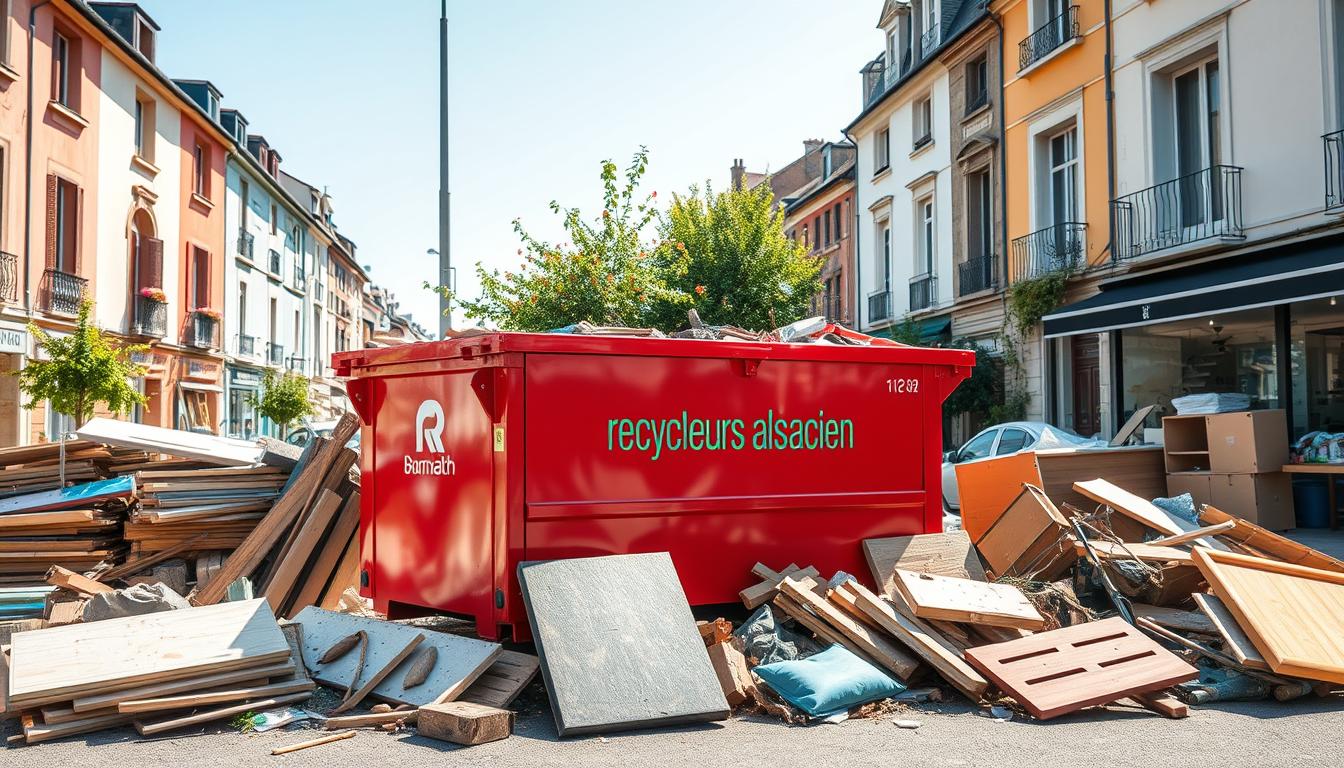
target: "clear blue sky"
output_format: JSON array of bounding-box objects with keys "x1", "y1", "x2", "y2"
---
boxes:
[{"x1": 148, "y1": 0, "x2": 879, "y2": 330}]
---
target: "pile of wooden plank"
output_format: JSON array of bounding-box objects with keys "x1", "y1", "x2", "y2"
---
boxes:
[
  {"x1": 0, "y1": 476, "x2": 137, "y2": 587},
  {"x1": 3, "y1": 598, "x2": 314, "y2": 743},
  {"x1": 124, "y1": 465, "x2": 292, "y2": 557}
]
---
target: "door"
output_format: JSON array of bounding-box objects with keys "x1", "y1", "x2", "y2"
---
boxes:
[
  {"x1": 1173, "y1": 58, "x2": 1221, "y2": 230},
  {"x1": 1072, "y1": 335, "x2": 1101, "y2": 438}
]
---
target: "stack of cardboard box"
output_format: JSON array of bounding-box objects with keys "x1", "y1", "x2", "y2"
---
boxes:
[{"x1": 1164, "y1": 410, "x2": 1293, "y2": 530}]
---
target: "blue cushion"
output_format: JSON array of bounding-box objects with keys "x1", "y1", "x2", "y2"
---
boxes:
[{"x1": 752, "y1": 644, "x2": 905, "y2": 717}]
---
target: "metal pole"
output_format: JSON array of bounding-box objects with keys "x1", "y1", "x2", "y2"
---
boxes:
[{"x1": 438, "y1": 0, "x2": 452, "y2": 337}]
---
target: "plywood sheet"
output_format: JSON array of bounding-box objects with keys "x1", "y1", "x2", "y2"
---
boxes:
[
  {"x1": 7, "y1": 598, "x2": 290, "y2": 709},
  {"x1": 519, "y1": 553, "x2": 729, "y2": 737},
  {"x1": 1199, "y1": 505, "x2": 1344, "y2": 573},
  {"x1": 1073, "y1": 478, "x2": 1230, "y2": 550},
  {"x1": 1192, "y1": 549, "x2": 1344, "y2": 683},
  {"x1": 293, "y1": 607, "x2": 500, "y2": 707},
  {"x1": 863, "y1": 531, "x2": 986, "y2": 600},
  {"x1": 1192, "y1": 592, "x2": 1268, "y2": 671},
  {"x1": 964, "y1": 617, "x2": 1198, "y2": 720},
  {"x1": 77, "y1": 417, "x2": 263, "y2": 466},
  {"x1": 892, "y1": 569, "x2": 1047, "y2": 630},
  {"x1": 976, "y1": 485, "x2": 1073, "y2": 580}
]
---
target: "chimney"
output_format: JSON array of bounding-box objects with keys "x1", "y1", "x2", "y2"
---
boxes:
[
  {"x1": 803, "y1": 140, "x2": 825, "y2": 180},
  {"x1": 803, "y1": 139, "x2": 824, "y2": 155},
  {"x1": 730, "y1": 158, "x2": 746, "y2": 191}
]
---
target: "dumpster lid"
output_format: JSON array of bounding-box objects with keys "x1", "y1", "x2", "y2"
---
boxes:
[{"x1": 333, "y1": 332, "x2": 975, "y2": 373}]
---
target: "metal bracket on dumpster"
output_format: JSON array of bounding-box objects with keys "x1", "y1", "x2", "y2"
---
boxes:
[{"x1": 740, "y1": 359, "x2": 761, "y2": 377}]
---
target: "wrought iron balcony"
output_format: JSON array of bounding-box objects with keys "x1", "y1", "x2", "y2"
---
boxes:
[
  {"x1": 268, "y1": 249, "x2": 282, "y2": 274},
  {"x1": 909, "y1": 273, "x2": 936, "y2": 312},
  {"x1": 1325, "y1": 130, "x2": 1344, "y2": 212},
  {"x1": 132, "y1": 294, "x2": 167, "y2": 337},
  {"x1": 238, "y1": 333, "x2": 256, "y2": 357},
  {"x1": 293, "y1": 264, "x2": 306, "y2": 290},
  {"x1": 867, "y1": 289, "x2": 893, "y2": 323},
  {"x1": 0, "y1": 252, "x2": 17, "y2": 303},
  {"x1": 237, "y1": 229, "x2": 254, "y2": 259},
  {"x1": 267, "y1": 342, "x2": 285, "y2": 366},
  {"x1": 1111, "y1": 166, "x2": 1244, "y2": 262},
  {"x1": 186, "y1": 311, "x2": 220, "y2": 349},
  {"x1": 1019, "y1": 5, "x2": 1078, "y2": 71},
  {"x1": 40, "y1": 269, "x2": 86, "y2": 314},
  {"x1": 921, "y1": 25, "x2": 940, "y2": 55},
  {"x1": 958, "y1": 254, "x2": 997, "y2": 296},
  {"x1": 1012, "y1": 222, "x2": 1086, "y2": 281}
]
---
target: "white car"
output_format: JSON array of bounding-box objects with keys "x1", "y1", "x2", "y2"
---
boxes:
[{"x1": 940, "y1": 421, "x2": 1093, "y2": 513}]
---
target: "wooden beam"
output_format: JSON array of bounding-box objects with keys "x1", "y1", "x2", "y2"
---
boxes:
[
  {"x1": 332, "y1": 633, "x2": 425, "y2": 714},
  {"x1": 45, "y1": 565, "x2": 114, "y2": 597},
  {"x1": 777, "y1": 577, "x2": 919, "y2": 680}
]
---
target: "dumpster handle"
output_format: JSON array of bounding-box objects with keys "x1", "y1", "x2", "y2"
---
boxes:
[{"x1": 740, "y1": 359, "x2": 761, "y2": 377}]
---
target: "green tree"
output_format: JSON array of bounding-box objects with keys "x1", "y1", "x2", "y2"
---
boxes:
[
  {"x1": 447, "y1": 147, "x2": 681, "y2": 331},
  {"x1": 652, "y1": 180, "x2": 821, "y2": 331},
  {"x1": 17, "y1": 300, "x2": 147, "y2": 431},
  {"x1": 246, "y1": 369, "x2": 316, "y2": 438}
]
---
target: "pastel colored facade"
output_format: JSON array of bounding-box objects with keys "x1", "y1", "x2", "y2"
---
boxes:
[
  {"x1": 991, "y1": 0, "x2": 1110, "y2": 434},
  {"x1": 782, "y1": 142, "x2": 856, "y2": 326},
  {"x1": 1040, "y1": 0, "x2": 1344, "y2": 444}
]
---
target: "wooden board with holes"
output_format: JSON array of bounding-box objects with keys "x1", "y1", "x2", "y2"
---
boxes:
[
  {"x1": 964, "y1": 617, "x2": 1198, "y2": 720},
  {"x1": 1073, "y1": 479, "x2": 1230, "y2": 550},
  {"x1": 1191, "y1": 593, "x2": 1268, "y2": 671},
  {"x1": 862, "y1": 532, "x2": 986, "y2": 599},
  {"x1": 294, "y1": 606, "x2": 501, "y2": 707},
  {"x1": 1199, "y1": 505, "x2": 1344, "y2": 573},
  {"x1": 891, "y1": 569, "x2": 1047, "y2": 631},
  {"x1": 1192, "y1": 548, "x2": 1344, "y2": 683}
]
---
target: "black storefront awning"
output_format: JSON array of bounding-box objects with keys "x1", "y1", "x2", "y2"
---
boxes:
[{"x1": 1043, "y1": 233, "x2": 1344, "y2": 338}]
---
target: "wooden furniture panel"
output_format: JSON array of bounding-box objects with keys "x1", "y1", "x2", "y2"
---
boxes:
[
  {"x1": 862, "y1": 531, "x2": 986, "y2": 599},
  {"x1": 892, "y1": 569, "x2": 1046, "y2": 631},
  {"x1": 1192, "y1": 593, "x2": 1268, "y2": 671}
]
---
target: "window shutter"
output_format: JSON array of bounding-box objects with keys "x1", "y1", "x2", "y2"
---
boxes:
[
  {"x1": 44, "y1": 174, "x2": 56, "y2": 269},
  {"x1": 140, "y1": 236, "x2": 163, "y2": 289},
  {"x1": 75, "y1": 185, "x2": 84, "y2": 273}
]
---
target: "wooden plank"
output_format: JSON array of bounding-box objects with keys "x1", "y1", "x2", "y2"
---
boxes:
[
  {"x1": 892, "y1": 569, "x2": 1046, "y2": 631},
  {"x1": 8, "y1": 599, "x2": 290, "y2": 709},
  {"x1": 323, "y1": 710, "x2": 418, "y2": 729},
  {"x1": 295, "y1": 606, "x2": 501, "y2": 708},
  {"x1": 260, "y1": 489, "x2": 343, "y2": 612},
  {"x1": 72, "y1": 661, "x2": 297, "y2": 713},
  {"x1": 706, "y1": 641, "x2": 755, "y2": 707},
  {"x1": 0, "y1": 510, "x2": 97, "y2": 530},
  {"x1": 1192, "y1": 592, "x2": 1269, "y2": 671},
  {"x1": 518, "y1": 553, "x2": 729, "y2": 737},
  {"x1": 1192, "y1": 548, "x2": 1344, "y2": 684},
  {"x1": 1132, "y1": 604, "x2": 1217, "y2": 635},
  {"x1": 964, "y1": 617, "x2": 1198, "y2": 720},
  {"x1": 94, "y1": 536, "x2": 209, "y2": 583},
  {"x1": 24, "y1": 712, "x2": 136, "y2": 744},
  {"x1": 777, "y1": 577, "x2": 920, "y2": 680},
  {"x1": 1070, "y1": 540, "x2": 1193, "y2": 565},
  {"x1": 318, "y1": 532, "x2": 361, "y2": 610},
  {"x1": 417, "y1": 701, "x2": 512, "y2": 745},
  {"x1": 1199, "y1": 505, "x2": 1344, "y2": 573},
  {"x1": 270, "y1": 730, "x2": 355, "y2": 754},
  {"x1": 738, "y1": 564, "x2": 818, "y2": 610},
  {"x1": 76, "y1": 417, "x2": 262, "y2": 466},
  {"x1": 770, "y1": 593, "x2": 851, "y2": 651},
  {"x1": 1130, "y1": 691, "x2": 1188, "y2": 719},
  {"x1": 831, "y1": 579, "x2": 987, "y2": 701},
  {"x1": 1073, "y1": 478, "x2": 1230, "y2": 550},
  {"x1": 117, "y1": 678, "x2": 315, "y2": 714},
  {"x1": 286, "y1": 493, "x2": 360, "y2": 616},
  {"x1": 0, "y1": 476, "x2": 134, "y2": 517},
  {"x1": 1149, "y1": 521, "x2": 1236, "y2": 547},
  {"x1": 457, "y1": 650, "x2": 539, "y2": 709},
  {"x1": 333, "y1": 632, "x2": 424, "y2": 714},
  {"x1": 862, "y1": 531, "x2": 986, "y2": 600},
  {"x1": 45, "y1": 565, "x2": 115, "y2": 597},
  {"x1": 133, "y1": 691, "x2": 312, "y2": 736}
]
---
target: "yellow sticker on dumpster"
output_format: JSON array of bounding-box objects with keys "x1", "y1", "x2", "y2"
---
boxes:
[{"x1": 493, "y1": 425, "x2": 505, "y2": 452}]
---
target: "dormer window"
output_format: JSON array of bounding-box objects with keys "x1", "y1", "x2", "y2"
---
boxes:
[{"x1": 136, "y1": 17, "x2": 154, "y2": 61}]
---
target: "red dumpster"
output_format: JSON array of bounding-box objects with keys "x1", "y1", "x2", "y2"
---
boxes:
[{"x1": 335, "y1": 333, "x2": 972, "y2": 640}]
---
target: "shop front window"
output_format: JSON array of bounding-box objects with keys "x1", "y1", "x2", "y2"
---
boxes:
[
  {"x1": 228, "y1": 386, "x2": 258, "y2": 440},
  {"x1": 1290, "y1": 296, "x2": 1344, "y2": 438},
  {"x1": 1120, "y1": 307, "x2": 1278, "y2": 418}
]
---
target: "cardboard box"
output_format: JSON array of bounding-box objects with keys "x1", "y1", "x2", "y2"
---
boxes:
[
  {"x1": 1166, "y1": 472, "x2": 1212, "y2": 506},
  {"x1": 1209, "y1": 472, "x2": 1294, "y2": 531},
  {"x1": 1207, "y1": 410, "x2": 1289, "y2": 474}
]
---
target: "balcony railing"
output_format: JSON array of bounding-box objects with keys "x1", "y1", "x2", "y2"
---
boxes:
[
  {"x1": 286, "y1": 357, "x2": 306, "y2": 373},
  {"x1": 1111, "y1": 166, "x2": 1244, "y2": 262},
  {"x1": 132, "y1": 294, "x2": 167, "y2": 337},
  {"x1": 40, "y1": 269, "x2": 86, "y2": 314},
  {"x1": 267, "y1": 342, "x2": 285, "y2": 366},
  {"x1": 921, "y1": 25, "x2": 940, "y2": 55},
  {"x1": 1012, "y1": 222, "x2": 1086, "y2": 281},
  {"x1": 957, "y1": 254, "x2": 997, "y2": 296},
  {"x1": 293, "y1": 264, "x2": 306, "y2": 290},
  {"x1": 0, "y1": 252, "x2": 17, "y2": 303},
  {"x1": 1325, "y1": 130, "x2": 1344, "y2": 212},
  {"x1": 965, "y1": 87, "x2": 988, "y2": 115},
  {"x1": 909, "y1": 273, "x2": 936, "y2": 312},
  {"x1": 238, "y1": 333, "x2": 256, "y2": 357},
  {"x1": 186, "y1": 311, "x2": 220, "y2": 349},
  {"x1": 237, "y1": 229, "x2": 254, "y2": 260},
  {"x1": 1019, "y1": 5, "x2": 1078, "y2": 71},
  {"x1": 868, "y1": 289, "x2": 893, "y2": 323},
  {"x1": 268, "y1": 249, "x2": 282, "y2": 274}
]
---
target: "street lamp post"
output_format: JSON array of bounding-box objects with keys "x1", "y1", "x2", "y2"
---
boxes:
[{"x1": 438, "y1": 0, "x2": 452, "y2": 337}]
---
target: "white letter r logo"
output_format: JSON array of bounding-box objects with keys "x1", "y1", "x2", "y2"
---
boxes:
[{"x1": 415, "y1": 400, "x2": 445, "y2": 453}]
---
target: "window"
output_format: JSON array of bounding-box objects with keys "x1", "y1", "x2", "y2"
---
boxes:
[
  {"x1": 192, "y1": 143, "x2": 207, "y2": 197},
  {"x1": 134, "y1": 94, "x2": 155, "y2": 162},
  {"x1": 996, "y1": 428, "x2": 1030, "y2": 455},
  {"x1": 917, "y1": 196, "x2": 935, "y2": 273},
  {"x1": 882, "y1": 223, "x2": 892, "y2": 291},
  {"x1": 179, "y1": 390, "x2": 211, "y2": 432},
  {"x1": 1172, "y1": 57, "x2": 1222, "y2": 226},
  {"x1": 959, "y1": 429, "x2": 998, "y2": 462},
  {"x1": 238, "y1": 282, "x2": 247, "y2": 336},
  {"x1": 833, "y1": 203, "x2": 843, "y2": 240},
  {"x1": 0, "y1": 0, "x2": 11, "y2": 66},
  {"x1": 823, "y1": 213, "x2": 831, "y2": 246},
  {"x1": 190, "y1": 247, "x2": 209, "y2": 309},
  {"x1": 52, "y1": 177, "x2": 78, "y2": 273},
  {"x1": 52, "y1": 32, "x2": 70, "y2": 107},
  {"x1": 270, "y1": 203, "x2": 278, "y2": 234},
  {"x1": 802, "y1": 224, "x2": 809, "y2": 248},
  {"x1": 293, "y1": 310, "x2": 300, "y2": 354},
  {"x1": 313, "y1": 307, "x2": 322, "y2": 371},
  {"x1": 1047, "y1": 125, "x2": 1078, "y2": 227},
  {"x1": 967, "y1": 168, "x2": 992, "y2": 263},
  {"x1": 822, "y1": 146, "x2": 833, "y2": 178},
  {"x1": 966, "y1": 55, "x2": 988, "y2": 112},
  {"x1": 813, "y1": 216, "x2": 822, "y2": 251},
  {"x1": 914, "y1": 95, "x2": 933, "y2": 146},
  {"x1": 269, "y1": 297, "x2": 278, "y2": 345},
  {"x1": 875, "y1": 127, "x2": 891, "y2": 171}
]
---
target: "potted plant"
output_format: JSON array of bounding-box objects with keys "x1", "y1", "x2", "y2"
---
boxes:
[
  {"x1": 139, "y1": 287, "x2": 167, "y2": 303},
  {"x1": 193, "y1": 307, "x2": 222, "y2": 321}
]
